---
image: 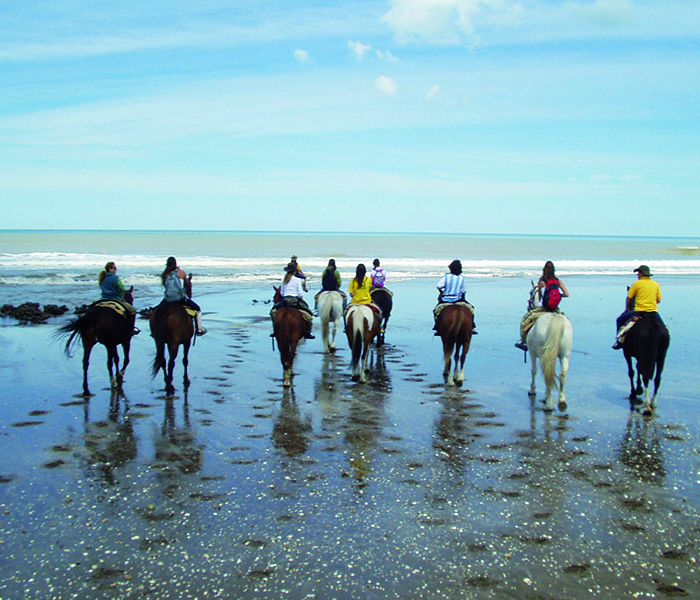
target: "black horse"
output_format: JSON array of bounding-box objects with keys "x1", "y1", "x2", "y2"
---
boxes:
[
  {"x1": 370, "y1": 288, "x2": 393, "y2": 347},
  {"x1": 57, "y1": 288, "x2": 135, "y2": 396},
  {"x1": 621, "y1": 314, "x2": 670, "y2": 415}
]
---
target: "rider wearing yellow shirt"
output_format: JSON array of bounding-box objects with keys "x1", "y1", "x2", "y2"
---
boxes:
[
  {"x1": 348, "y1": 264, "x2": 373, "y2": 304},
  {"x1": 613, "y1": 264, "x2": 664, "y2": 348}
]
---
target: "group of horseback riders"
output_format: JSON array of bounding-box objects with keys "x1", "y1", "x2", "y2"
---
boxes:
[
  {"x1": 270, "y1": 256, "x2": 391, "y2": 340},
  {"x1": 513, "y1": 260, "x2": 665, "y2": 352},
  {"x1": 96, "y1": 254, "x2": 666, "y2": 349},
  {"x1": 97, "y1": 256, "x2": 207, "y2": 337}
]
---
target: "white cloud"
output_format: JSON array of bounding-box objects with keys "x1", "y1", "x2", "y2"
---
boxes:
[
  {"x1": 376, "y1": 75, "x2": 398, "y2": 96},
  {"x1": 376, "y1": 49, "x2": 400, "y2": 62},
  {"x1": 565, "y1": 0, "x2": 634, "y2": 28},
  {"x1": 381, "y1": 0, "x2": 483, "y2": 45},
  {"x1": 425, "y1": 84, "x2": 441, "y2": 101},
  {"x1": 348, "y1": 40, "x2": 373, "y2": 60},
  {"x1": 293, "y1": 49, "x2": 309, "y2": 63}
]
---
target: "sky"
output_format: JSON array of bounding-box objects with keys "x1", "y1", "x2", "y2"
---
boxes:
[{"x1": 1, "y1": 0, "x2": 699, "y2": 236}]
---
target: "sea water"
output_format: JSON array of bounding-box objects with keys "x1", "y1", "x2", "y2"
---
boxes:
[{"x1": 2, "y1": 230, "x2": 699, "y2": 308}]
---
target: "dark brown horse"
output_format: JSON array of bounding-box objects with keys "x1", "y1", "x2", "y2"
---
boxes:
[
  {"x1": 436, "y1": 304, "x2": 473, "y2": 387},
  {"x1": 622, "y1": 314, "x2": 670, "y2": 415},
  {"x1": 370, "y1": 288, "x2": 393, "y2": 347},
  {"x1": 345, "y1": 304, "x2": 381, "y2": 383},
  {"x1": 150, "y1": 302, "x2": 195, "y2": 397},
  {"x1": 57, "y1": 288, "x2": 135, "y2": 396},
  {"x1": 272, "y1": 306, "x2": 307, "y2": 387}
]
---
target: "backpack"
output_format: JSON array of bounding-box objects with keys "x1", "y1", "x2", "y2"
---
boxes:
[
  {"x1": 371, "y1": 268, "x2": 385, "y2": 288},
  {"x1": 164, "y1": 270, "x2": 186, "y2": 302},
  {"x1": 542, "y1": 279, "x2": 561, "y2": 311},
  {"x1": 322, "y1": 268, "x2": 338, "y2": 291}
]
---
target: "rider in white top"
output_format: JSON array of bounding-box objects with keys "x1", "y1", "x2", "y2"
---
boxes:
[
  {"x1": 437, "y1": 272, "x2": 467, "y2": 303},
  {"x1": 282, "y1": 273, "x2": 305, "y2": 298}
]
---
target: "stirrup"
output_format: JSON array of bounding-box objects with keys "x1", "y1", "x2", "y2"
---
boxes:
[
  {"x1": 197, "y1": 328, "x2": 207, "y2": 336},
  {"x1": 514, "y1": 341, "x2": 528, "y2": 351},
  {"x1": 132, "y1": 327, "x2": 141, "y2": 336},
  {"x1": 612, "y1": 340, "x2": 622, "y2": 350}
]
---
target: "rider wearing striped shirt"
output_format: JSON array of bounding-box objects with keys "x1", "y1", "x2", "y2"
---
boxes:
[{"x1": 433, "y1": 260, "x2": 477, "y2": 335}]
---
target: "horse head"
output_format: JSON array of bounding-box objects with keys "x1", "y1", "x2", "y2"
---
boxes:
[
  {"x1": 273, "y1": 285, "x2": 282, "y2": 304},
  {"x1": 124, "y1": 286, "x2": 134, "y2": 305},
  {"x1": 527, "y1": 280, "x2": 538, "y2": 311}
]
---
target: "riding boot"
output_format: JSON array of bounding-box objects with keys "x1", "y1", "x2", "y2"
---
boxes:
[
  {"x1": 130, "y1": 313, "x2": 140, "y2": 336},
  {"x1": 304, "y1": 321, "x2": 315, "y2": 340},
  {"x1": 196, "y1": 312, "x2": 207, "y2": 336}
]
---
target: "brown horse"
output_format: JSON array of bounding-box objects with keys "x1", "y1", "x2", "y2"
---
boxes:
[
  {"x1": 345, "y1": 304, "x2": 381, "y2": 383},
  {"x1": 150, "y1": 302, "x2": 195, "y2": 397},
  {"x1": 272, "y1": 306, "x2": 307, "y2": 387},
  {"x1": 436, "y1": 304, "x2": 473, "y2": 387},
  {"x1": 57, "y1": 288, "x2": 135, "y2": 396}
]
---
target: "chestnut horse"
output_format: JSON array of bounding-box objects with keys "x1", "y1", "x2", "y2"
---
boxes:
[
  {"x1": 621, "y1": 314, "x2": 670, "y2": 416},
  {"x1": 344, "y1": 304, "x2": 381, "y2": 383},
  {"x1": 57, "y1": 288, "x2": 135, "y2": 396},
  {"x1": 150, "y1": 302, "x2": 195, "y2": 397},
  {"x1": 272, "y1": 306, "x2": 307, "y2": 387},
  {"x1": 436, "y1": 303, "x2": 473, "y2": 387}
]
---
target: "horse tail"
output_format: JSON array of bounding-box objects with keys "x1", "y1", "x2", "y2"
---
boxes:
[
  {"x1": 54, "y1": 313, "x2": 91, "y2": 358},
  {"x1": 541, "y1": 315, "x2": 564, "y2": 390}
]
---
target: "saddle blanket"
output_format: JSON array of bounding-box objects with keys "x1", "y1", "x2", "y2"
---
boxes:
[
  {"x1": 344, "y1": 302, "x2": 382, "y2": 319},
  {"x1": 434, "y1": 301, "x2": 475, "y2": 318},
  {"x1": 95, "y1": 301, "x2": 126, "y2": 317},
  {"x1": 616, "y1": 316, "x2": 641, "y2": 344},
  {"x1": 184, "y1": 306, "x2": 197, "y2": 318}
]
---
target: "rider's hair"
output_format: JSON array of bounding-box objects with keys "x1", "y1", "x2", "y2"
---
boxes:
[
  {"x1": 98, "y1": 261, "x2": 116, "y2": 285},
  {"x1": 161, "y1": 256, "x2": 178, "y2": 286},
  {"x1": 355, "y1": 263, "x2": 366, "y2": 285},
  {"x1": 448, "y1": 260, "x2": 462, "y2": 275},
  {"x1": 373, "y1": 258, "x2": 380, "y2": 267},
  {"x1": 541, "y1": 260, "x2": 557, "y2": 282}
]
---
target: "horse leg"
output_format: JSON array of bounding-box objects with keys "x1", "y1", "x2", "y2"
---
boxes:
[
  {"x1": 107, "y1": 346, "x2": 120, "y2": 389},
  {"x1": 118, "y1": 340, "x2": 131, "y2": 387},
  {"x1": 625, "y1": 354, "x2": 638, "y2": 400},
  {"x1": 330, "y1": 315, "x2": 340, "y2": 353},
  {"x1": 182, "y1": 341, "x2": 191, "y2": 389},
  {"x1": 81, "y1": 340, "x2": 95, "y2": 397},
  {"x1": 557, "y1": 355, "x2": 569, "y2": 412},
  {"x1": 321, "y1": 316, "x2": 330, "y2": 353},
  {"x1": 359, "y1": 339, "x2": 370, "y2": 383},
  {"x1": 454, "y1": 343, "x2": 465, "y2": 387},
  {"x1": 165, "y1": 343, "x2": 178, "y2": 397},
  {"x1": 528, "y1": 351, "x2": 537, "y2": 397},
  {"x1": 284, "y1": 340, "x2": 297, "y2": 387}
]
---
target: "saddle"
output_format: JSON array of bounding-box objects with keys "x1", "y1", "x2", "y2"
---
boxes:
[
  {"x1": 271, "y1": 297, "x2": 313, "y2": 322},
  {"x1": 344, "y1": 302, "x2": 382, "y2": 321}
]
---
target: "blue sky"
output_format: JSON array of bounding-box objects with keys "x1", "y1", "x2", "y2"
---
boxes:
[{"x1": 1, "y1": 0, "x2": 698, "y2": 235}]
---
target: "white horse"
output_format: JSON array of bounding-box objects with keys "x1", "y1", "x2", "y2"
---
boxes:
[
  {"x1": 527, "y1": 311, "x2": 573, "y2": 412},
  {"x1": 344, "y1": 304, "x2": 380, "y2": 383},
  {"x1": 317, "y1": 291, "x2": 344, "y2": 353}
]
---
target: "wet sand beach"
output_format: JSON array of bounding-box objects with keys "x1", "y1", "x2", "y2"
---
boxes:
[{"x1": 1, "y1": 276, "x2": 699, "y2": 599}]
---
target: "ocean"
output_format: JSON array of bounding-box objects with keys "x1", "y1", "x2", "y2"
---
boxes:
[{"x1": 2, "y1": 230, "x2": 700, "y2": 308}]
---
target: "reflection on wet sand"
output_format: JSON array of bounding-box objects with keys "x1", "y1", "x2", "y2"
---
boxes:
[
  {"x1": 272, "y1": 388, "x2": 312, "y2": 457},
  {"x1": 152, "y1": 392, "x2": 203, "y2": 477},
  {"x1": 618, "y1": 414, "x2": 666, "y2": 485},
  {"x1": 81, "y1": 391, "x2": 137, "y2": 486}
]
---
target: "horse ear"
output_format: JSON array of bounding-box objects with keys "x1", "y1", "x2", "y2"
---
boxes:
[{"x1": 128, "y1": 286, "x2": 134, "y2": 293}]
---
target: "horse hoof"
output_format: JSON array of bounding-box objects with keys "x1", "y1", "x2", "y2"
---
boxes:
[
  {"x1": 642, "y1": 407, "x2": 653, "y2": 417},
  {"x1": 528, "y1": 390, "x2": 536, "y2": 397},
  {"x1": 558, "y1": 402, "x2": 567, "y2": 412}
]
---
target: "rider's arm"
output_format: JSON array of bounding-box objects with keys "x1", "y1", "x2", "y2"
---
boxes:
[
  {"x1": 558, "y1": 281, "x2": 569, "y2": 297},
  {"x1": 117, "y1": 278, "x2": 126, "y2": 296}
]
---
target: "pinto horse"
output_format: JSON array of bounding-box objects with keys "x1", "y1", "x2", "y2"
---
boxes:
[
  {"x1": 345, "y1": 304, "x2": 381, "y2": 383},
  {"x1": 370, "y1": 288, "x2": 393, "y2": 347},
  {"x1": 57, "y1": 288, "x2": 135, "y2": 396},
  {"x1": 317, "y1": 291, "x2": 344, "y2": 354},
  {"x1": 435, "y1": 304, "x2": 473, "y2": 387},
  {"x1": 272, "y1": 306, "x2": 307, "y2": 387},
  {"x1": 150, "y1": 301, "x2": 195, "y2": 397},
  {"x1": 621, "y1": 314, "x2": 670, "y2": 416}
]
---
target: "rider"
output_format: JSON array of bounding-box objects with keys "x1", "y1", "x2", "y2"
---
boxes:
[
  {"x1": 433, "y1": 259, "x2": 477, "y2": 335},
  {"x1": 370, "y1": 259, "x2": 386, "y2": 289},
  {"x1": 515, "y1": 261, "x2": 569, "y2": 351},
  {"x1": 348, "y1": 263, "x2": 374, "y2": 305},
  {"x1": 274, "y1": 262, "x2": 315, "y2": 339},
  {"x1": 98, "y1": 261, "x2": 139, "y2": 335},
  {"x1": 315, "y1": 258, "x2": 346, "y2": 311},
  {"x1": 161, "y1": 256, "x2": 207, "y2": 335},
  {"x1": 612, "y1": 264, "x2": 664, "y2": 349},
  {"x1": 290, "y1": 255, "x2": 308, "y2": 292}
]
